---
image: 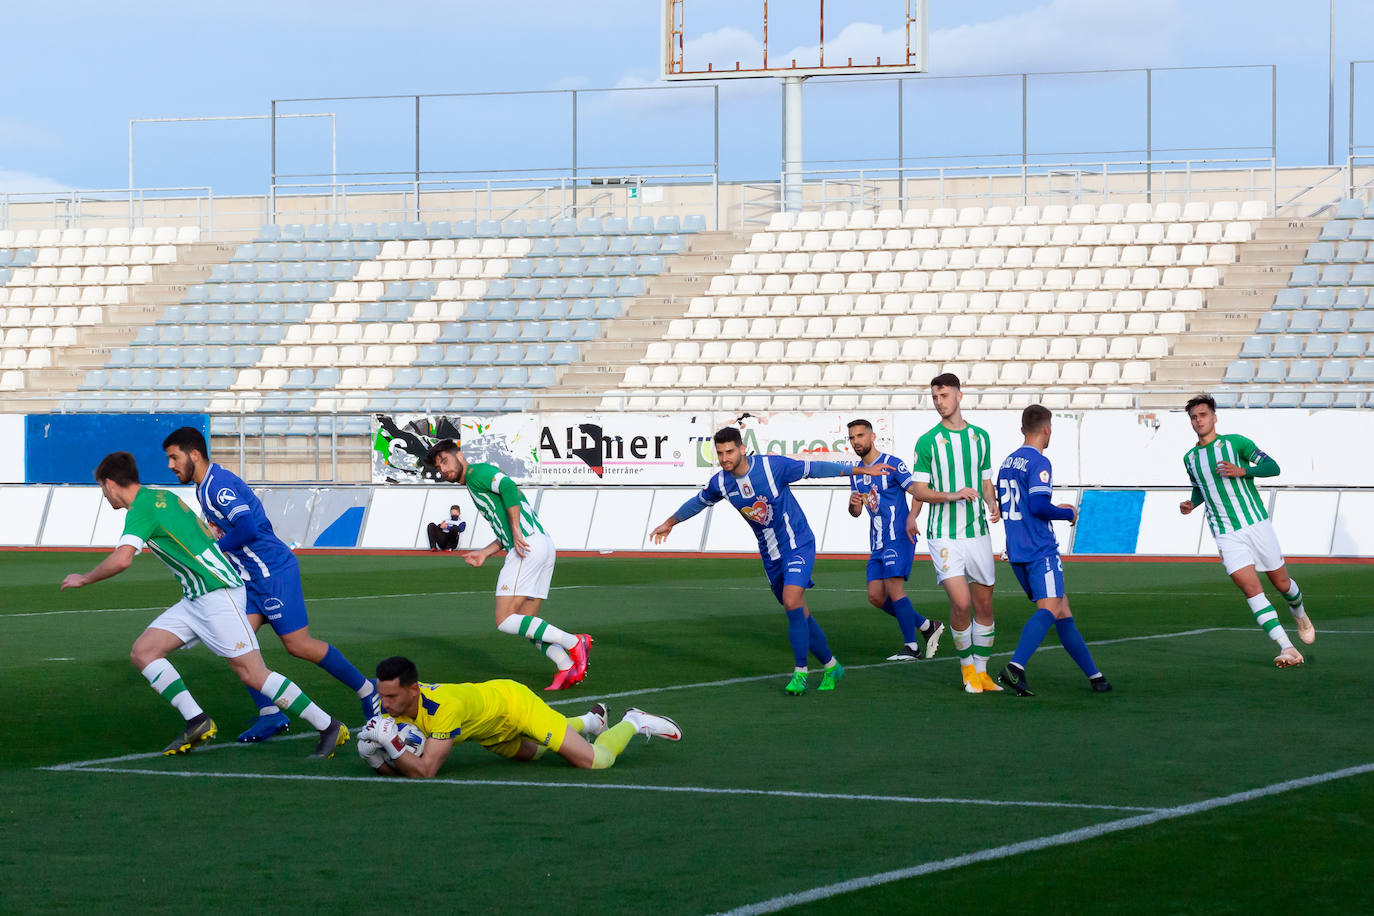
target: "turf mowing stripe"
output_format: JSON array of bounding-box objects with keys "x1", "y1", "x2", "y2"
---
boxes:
[
  {"x1": 710, "y1": 761, "x2": 1374, "y2": 916},
  {"x1": 38, "y1": 766, "x2": 1160, "y2": 813}
]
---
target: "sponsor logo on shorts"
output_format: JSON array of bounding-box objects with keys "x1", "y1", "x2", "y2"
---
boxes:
[
  {"x1": 543, "y1": 731, "x2": 553, "y2": 746},
  {"x1": 500, "y1": 584, "x2": 511, "y2": 592},
  {"x1": 234, "y1": 641, "x2": 247, "y2": 650}
]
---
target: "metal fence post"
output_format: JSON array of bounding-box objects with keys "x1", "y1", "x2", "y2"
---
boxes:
[
  {"x1": 1145, "y1": 68, "x2": 1153, "y2": 202},
  {"x1": 269, "y1": 100, "x2": 277, "y2": 224},
  {"x1": 414, "y1": 95, "x2": 422, "y2": 221}
]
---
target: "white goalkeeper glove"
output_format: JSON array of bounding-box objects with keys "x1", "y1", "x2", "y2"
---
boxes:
[
  {"x1": 357, "y1": 735, "x2": 388, "y2": 770},
  {"x1": 374, "y1": 715, "x2": 406, "y2": 760}
]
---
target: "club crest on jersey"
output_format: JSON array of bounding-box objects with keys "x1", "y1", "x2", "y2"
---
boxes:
[
  {"x1": 216, "y1": 487, "x2": 236, "y2": 507},
  {"x1": 1038, "y1": 470, "x2": 1050, "y2": 483},
  {"x1": 738, "y1": 478, "x2": 755, "y2": 498},
  {"x1": 740, "y1": 497, "x2": 773, "y2": 526}
]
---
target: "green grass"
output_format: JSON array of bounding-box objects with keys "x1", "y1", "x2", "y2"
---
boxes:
[{"x1": 2, "y1": 551, "x2": 1372, "y2": 914}]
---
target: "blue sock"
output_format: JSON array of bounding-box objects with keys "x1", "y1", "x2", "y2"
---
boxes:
[
  {"x1": 317, "y1": 644, "x2": 367, "y2": 691},
  {"x1": 246, "y1": 686, "x2": 278, "y2": 714},
  {"x1": 880, "y1": 599, "x2": 897, "y2": 618},
  {"x1": 889, "y1": 596, "x2": 926, "y2": 643},
  {"x1": 1055, "y1": 617, "x2": 1101, "y2": 678},
  {"x1": 784, "y1": 608, "x2": 810, "y2": 667},
  {"x1": 805, "y1": 613, "x2": 834, "y2": 666},
  {"x1": 1011, "y1": 608, "x2": 1057, "y2": 669}
]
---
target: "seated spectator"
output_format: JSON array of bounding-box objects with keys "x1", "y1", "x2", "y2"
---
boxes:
[{"x1": 427, "y1": 505, "x2": 467, "y2": 551}]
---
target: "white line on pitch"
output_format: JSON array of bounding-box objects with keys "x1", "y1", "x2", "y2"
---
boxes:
[
  {"x1": 710, "y1": 761, "x2": 1374, "y2": 916},
  {"x1": 37, "y1": 766, "x2": 1159, "y2": 813}
]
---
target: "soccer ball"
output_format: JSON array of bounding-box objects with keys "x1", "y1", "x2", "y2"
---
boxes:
[{"x1": 397, "y1": 722, "x2": 426, "y2": 757}]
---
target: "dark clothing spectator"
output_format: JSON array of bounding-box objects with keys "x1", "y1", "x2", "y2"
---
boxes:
[{"x1": 428, "y1": 506, "x2": 466, "y2": 551}]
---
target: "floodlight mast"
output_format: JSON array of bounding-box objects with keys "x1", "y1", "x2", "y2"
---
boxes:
[{"x1": 662, "y1": 1, "x2": 928, "y2": 212}]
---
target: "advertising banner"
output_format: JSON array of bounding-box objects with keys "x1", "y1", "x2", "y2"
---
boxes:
[
  {"x1": 372, "y1": 413, "x2": 540, "y2": 483},
  {"x1": 535, "y1": 412, "x2": 711, "y2": 484}
]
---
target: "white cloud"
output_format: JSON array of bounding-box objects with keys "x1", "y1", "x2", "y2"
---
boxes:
[{"x1": 0, "y1": 168, "x2": 71, "y2": 194}]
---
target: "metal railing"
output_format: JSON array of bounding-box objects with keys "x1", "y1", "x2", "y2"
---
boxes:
[{"x1": 0, "y1": 187, "x2": 216, "y2": 235}]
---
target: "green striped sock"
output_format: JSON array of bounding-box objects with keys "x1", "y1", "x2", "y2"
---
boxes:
[
  {"x1": 1282, "y1": 579, "x2": 1306, "y2": 616},
  {"x1": 951, "y1": 625, "x2": 973, "y2": 663},
  {"x1": 970, "y1": 621, "x2": 995, "y2": 674},
  {"x1": 1246, "y1": 594, "x2": 1292, "y2": 650},
  {"x1": 141, "y1": 658, "x2": 204, "y2": 721},
  {"x1": 262, "y1": 671, "x2": 332, "y2": 730}
]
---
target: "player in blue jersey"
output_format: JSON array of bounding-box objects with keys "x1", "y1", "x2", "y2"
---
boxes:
[
  {"x1": 992, "y1": 406, "x2": 1111, "y2": 697},
  {"x1": 163, "y1": 427, "x2": 382, "y2": 739},
  {"x1": 649, "y1": 426, "x2": 893, "y2": 695},
  {"x1": 845, "y1": 419, "x2": 944, "y2": 661}
]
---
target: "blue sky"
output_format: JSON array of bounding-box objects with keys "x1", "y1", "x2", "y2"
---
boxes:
[{"x1": 0, "y1": 1, "x2": 1370, "y2": 196}]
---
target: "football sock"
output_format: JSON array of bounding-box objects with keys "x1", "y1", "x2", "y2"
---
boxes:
[
  {"x1": 261, "y1": 671, "x2": 332, "y2": 730},
  {"x1": 918, "y1": 617, "x2": 939, "y2": 637},
  {"x1": 591, "y1": 721, "x2": 637, "y2": 769},
  {"x1": 1282, "y1": 579, "x2": 1307, "y2": 618},
  {"x1": 971, "y1": 620, "x2": 996, "y2": 674},
  {"x1": 498, "y1": 614, "x2": 576, "y2": 669},
  {"x1": 141, "y1": 658, "x2": 203, "y2": 721},
  {"x1": 784, "y1": 608, "x2": 810, "y2": 667},
  {"x1": 245, "y1": 687, "x2": 278, "y2": 716},
  {"x1": 1054, "y1": 617, "x2": 1100, "y2": 678},
  {"x1": 1246, "y1": 593, "x2": 1294, "y2": 651},
  {"x1": 951, "y1": 625, "x2": 973, "y2": 669},
  {"x1": 317, "y1": 644, "x2": 367, "y2": 692},
  {"x1": 886, "y1": 597, "x2": 920, "y2": 644},
  {"x1": 1011, "y1": 609, "x2": 1056, "y2": 669},
  {"x1": 806, "y1": 613, "x2": 834, "y2": 666}
]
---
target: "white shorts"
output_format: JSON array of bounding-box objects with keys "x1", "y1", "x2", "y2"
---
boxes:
[
  {"x1": 1215, "y1": 518, "x2": 1286, "y2": 575},
  {"x1": 496, "y1": 531, "x2": 556, "y2": 600},
  {"x1": 147, "y1": 586, "x2": 259, "y2": 658},
  {"x1": 927, "y1": 535, "x2": 996, "y2": 586}
]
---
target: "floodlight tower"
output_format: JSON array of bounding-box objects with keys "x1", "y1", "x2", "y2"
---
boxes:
[{"x1": 662, "y1": 1, "x2": 929, "y2": 212}]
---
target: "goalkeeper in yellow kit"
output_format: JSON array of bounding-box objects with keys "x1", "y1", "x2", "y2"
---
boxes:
[{"x1": 358, "y1": 656, "x2": 682, "y2": 777}]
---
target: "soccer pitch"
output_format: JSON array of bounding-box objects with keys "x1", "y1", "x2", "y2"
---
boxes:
[{"x1": 3, "y1": 550, "x2": 1372, "y2": 914}]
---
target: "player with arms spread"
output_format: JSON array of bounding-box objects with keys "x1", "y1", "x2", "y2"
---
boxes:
[
  {"x1": 650, "y1": 426, "x2": 892, "y2": 695},
  {"x1": 424, "y1": 438, "x2": 592, "y2": 691},
  {"x1": 912, "y1": 373, "x2": 1003, "y2": 693},
  {"x1": 845, "y1": 418, "x2": 944, "y2": 660},
  {"x1": 1180, "y1": 394, "x2": 1313, "y2": 667},
  {"x1": 357, "y1": 656, "x2": 680, "y2": 777},
  {"x1": 994, "y1": 406, "x2": 1112, "y2": 697},
  {"x1": 163, "y1": 426, "x2": 381, "y2": 742},
  {"x1": 60, "y1": 451, "x2": 348, "y2": 758}
]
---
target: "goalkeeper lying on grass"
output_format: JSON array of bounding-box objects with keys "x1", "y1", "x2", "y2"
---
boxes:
[{"x1": 356, "y1": 656, "x2": 682, "y2": 777}]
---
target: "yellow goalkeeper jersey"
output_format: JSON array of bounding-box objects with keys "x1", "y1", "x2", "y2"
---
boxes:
[{"x1": 396, "y1": 680, "x2": 533, "y2": 744}]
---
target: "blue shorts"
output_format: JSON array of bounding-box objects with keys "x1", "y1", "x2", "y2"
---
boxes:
[
  {"x1": 866, "y1": 538, "x2": 916, "y2": 583},
  {"x1": 245, "y1": 557, "x2": 310, "y2": 636},
  {"x1": 763, "y1": 547, "x2": 816, "y2": 604},
  {"x1": 1010, "y1": 555, "x2": 1066, "y2": 603}
]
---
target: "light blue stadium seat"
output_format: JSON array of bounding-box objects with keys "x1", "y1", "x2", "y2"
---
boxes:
[
  {"x1": 358, "y1": 302, "x2": 386, "y2": 322},
  {"x1": 1335, "y1": 198, "x2": 1365, "y2": 219},
  {"x1": 183, "y1": 346, "x2": 209, "y2": 366},
  {"x1": 255, "y1": 224, "x2": 282, "y2": 243},
  {"x1": 546, "y1": 320, "x2": 575, "y2": 340},
  {"x1": 379, "y1": 222, "x2": 403, "y2": 240},
  {"x1": 502, "y1": 394, "x2": 532, "y2": 411},
  {"x1": 463, "y1": 301, "x2": 491, "y2": 322},
  {"x1": 158, "y1": 304, "x2": 185, "y2": 325},
  {"x1": 1335, "y1": 241, "x2": 1367, "y2": 263},
  {"x1": 256, "y1": 282, "x2": 282, "y2": 303},
  {"x1": 415, "y1": 344, "x2": 443, "y2": 366},
  {"x1": 106, "y1": 347, "x2": 133, "y2": 368},
  {"x1": 1350, "y1": 220, "x2": 1374, "y2": 242},
  {"x1": 486, "y1": 300, "x2": 516, "y2": 322},
  {"x1": 258, "y1": 324, "x2": 286, "y2": 343},
  {"x1": 1351, "y1": 264, "x2": 1374, "y2": 285},
  {"x1": 1316, "y1": 358, "x2": 1349, "y2": 382},
  {"x1": 446, "y1": 367, "x2": 475, "y2": 387},
  {"x1": 452, "y1": 220, "x2": 476, "y2": 238},
  {"x1": 523, "y1": 343, "x2": 551, "y2": 365},
  {"x1": 1238, "y1": 336, "x2": 1269, "y2": 358},
  {"x1": 475, "y1": 395, "x2": 503, "y2": 411},
  {"x1": 578, "y1": 217, "x2": 605, "y2": 235},
  {"x1": 107, "y1": 368, "x2": 133, "y2": 389},
  {"x1": 550, "y1": 342, "x2": 578, "y2": 364},
  {"x1": 1335, "y1": 288, "x2": 1368, "y2": 309},
  {"x1": 304, "y1": 282, "x2": 331, "y2": 302},
  {"x1": 1270, "y1": 334, "x2": 1303, "y2": 357},
  {"x1": 537, "y1": 278, "x2": 567, "y2": 299},
  {"x1": 500, "y1": 219, "x2": 526, "y2": 238},
  {"x1": 571, "y1": 320, "x2": 599, "y2": 341},
  {"x1": 631, "y1": 235, "x2": 661, "y2": 255},
  {"x1": 558, "y1": 257, "x2": 587, "y2": 278},
  {"x1": 526, "y1": 218, "x2": 551, "y2": 237},
  {"x1": 134, "y1": 326, "x2": 159, "y2": 345},
  {"x1": 0, "y1": 250, "x2": 13, "y2": 267},
  {"x1": 426, "y1": 220, "x2": 451, "y2": 238},
  {"x1": 208, "y1": 264, "x2": 233, "y2": 284},
  {"x1": 441, "y1": 344, "x2": 471, "y2": 365},
  {"x1": 513, "y1": 299, "x2": 542, "y2": 321},
  {"x1": 328, "y1": 262, "x2": 356, "y2": 282},
  {"x1": 494, "y1": 344, "x2": 522, "y2": 365},
  {"x1": 1352, "y1": 359, "x2": 1374, "y2": 382},
  {"x1": 178, "y1": 368, "x2": 207, "y2": 391},
  {"x1": 185, "y1": 326, "x2": 211, "y2": 345},
  {"x1": 182, "y1": 284, "x2": 208, "y2": 304},
  {"x1": 507, "y1": 258, "x2": 534, "y2": 278},
  {"x1": 411, "y1": 281, "x2": 435, "y2": 301},
  {"x1": 1289, "y1": 265, "x2": 1320, "y2": 286},
  {"x1": 1334, "y1": 390, "x2": 1367, "y2": 407},
  {"x1": 551, "y1": 218, "x2": 576, "y2": 237},
  {"x1": 1318, "y1": 312, "x2": 1350, "y2": 333},
  {"x1": 1257, "y1": 311, "x2": 1288, "y2": 334},
  {"x1": 157, "y1": 369, "x2": 186, "y2": 389},
  {"x1": 497, "y1": 367, "x2": 528, "y2": 388},
  {"x1": 609, "y1": 256, "x2": 636, "y2": 277},
  {"x1": 605, "y1": 216, "x2": 629, "y2": 234},
  {"x1": 327, "y1": 223, "x2": 353, "y2": 241},
  {"x1": 130, "y1": 349, "x2": 157, "y2": 369},
  {"x1": 542, "y1": 299, "x2": 570, "y2": 321},
  {"x1": 578, "y1": 256, "x2": 608, "y2": 277},
  {"x1": 311, "y1": 367, "x2": 340, "y2": 389},
  {"x1": 280, "y1": 224, "x2": 306, "y2": 242},
  {"x1": 1268, "y1": 391, "x2": 1302, "y2": 408},
  {"x1": 208, "y1": 367, "x2": 235, "y2": 388},
  {"x1": 473, "y1": 367, "x2": 500, "y2": 387},
  {"x1": 1333, "y1": 333, "x2": 1367, "y2": 357},
  {"x1": 486, "y1": 279, "x2": 515, "y2": 300},
  {"x1": 532, "y1": 257, "x2": 560, "y2": 277},
  {"x1": 639, "y1": 255, "x2": 665, "y2": 274},
  {"x1": 607, "y1": 235, "x2": 633, "y2": 256},
  {"x1": 527, "y1": 238, "x2": 556, "y2": 257},
  {"x1": 231, "y1": 243, "x2": 256, "y2": 262},
  {"x1": 1287, "y1": 312, "x2": 1320, "y2": 333},
  {"x1": 80, "y1": 369, "x2": 108, "y2": 390},
  {"x1": 628, "y1": 215, "x2": 653, "y2": 234},
  {"x1": 327, "y1": 242, "x2": 353, "y2": 261},
  {"x1": 393, "y1": 367, "x2": 421, "y2": 390},
  {"x1": 469, "y1": 343, "x2": 498, "y2": 363},
  {"x1": 1301, "y1": 390, "x2": 1334, "y2": 408},
  {"x1": 438, "y1": 323, "x2": 466, "y2": 343},
  {"x1": 1318, "y1": 221, "x2": 1350, "y2": 241},
  {"x1": 655, "y1": 215, "x2": 681, "y2": 234},
  {"x1": 1319, "y1": 264, "x2": 1351, "y2": 286},
  {"x1": 1221, "y1": 360, "x2": 1255, "y2": 383},
  {"x1": 256, "y1": 262, "x2": 284, "y2": 282},
  {"x1": 401, "y1": 221, "x2": 426, "y2": 240},
  {"x1": 231, "y1": 347, "x2": 261, "y2": 368},
  {"x1": 476, "y1": 219, "x2": 501, "y2": 238},
  {"x1": 282, "y1": 302, "x2": 309, "y2": 323},
  {"x1": 518, "y1": 321, "x2": 546, "y2": 342},
  {"x1": 279, "y1": 242, "x2": 305, "y2": 261},
  {"x1": 130, "y1": 369, "x2": 158, "y2": 390},
  {"x1": 1303, "y1": 334, "x2": 1335, "y2": 357},
  {"x1": 354, "y1": 240, "x2": 381, "y2": 259},
  {"x1": 1252, "y1": 359, "x2": 1285, "y2": 384},
  {"x1": 490, "y1": 321, "x2": 519, "y2": 342},
  {"x1": 155, "y1": 346, "x2": 185, "y2": 367},
  {"x1": 594, "y1": 299, "x2": 622, "y2": 319},
  {"x1": 208, "y1": 326, "x2": 234, "y2": 344},
  {"x1": 381, "y1": 281, "x2": 410, "y2": 301},
  {"x1": 284, "y1": 368, "x2": 313, "y2": 389},
  {"x1": 561, "y1": 299, "x2": 591, "y2": 320},
  {"x1": 385, "y1": 302, "x2": 415, "y2": 321},
  {"x1": 682, "y1": 215, "x2": 706, "y2": 233},
  {"x1": 617, "y1": 276, "x2": 646, "y2": 296},
  {"x1": 417, "y1": 366, "x2": 446, "y2": 388}
]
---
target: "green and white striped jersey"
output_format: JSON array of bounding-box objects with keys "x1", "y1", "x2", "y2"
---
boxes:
[
  {"x1": 913, "y1": 422, "x2": 993, "y2": 540},
  {"x1": 118, "y1": 487, "x2": 243, "y2": 599},
  {"x1": 1183, "y1": 433, "x2": 1271, "y2": 536},
  {"x1": 464, "y1": 462, "x2": 545, "y2": 550}
]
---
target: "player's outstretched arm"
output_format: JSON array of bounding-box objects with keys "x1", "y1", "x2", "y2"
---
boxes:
[
  {"x1": 914, "y1": 482, "x2": 979, "y2": 504},
  {"x1": 465, "y1": 539, "x2": 503, "y2": 567},
  {"x1": 61, "y1": 544, "x2": 137, "y2": 589},
  {"x1": 382, "y1": 736, "x2": 453, "y2": 779},
  {"x1": 649, "y1": 516, "x2": 677, "y2": 543}
]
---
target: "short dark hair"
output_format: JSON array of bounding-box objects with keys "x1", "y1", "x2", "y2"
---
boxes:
[
  {"x1": 449, "y1": 504, "x2": 461, "y2": 513},
  {"x1": 713, "y1": 427, "x2": 743, "y2": 446},
  {"x1": 94, "y1": 451, "x2": 139, "y2": 486},
  {"x1": 424, "y1": 438, "x2": 460, "y2": 467},
  {"x1": 930, "y1": 372, "x2": 961, "y2": 390},
  {"x1": 846, "y1": 418, "x2": 873, "y2": 432},
  {"x1": 162, "y1": 426, "x2": 209, "y2": 460},
  {"x1": 1022, "y1": 404, "x2": 1052, "y2": 433},
  {"x1": 1185, "y1": 393, "x2": 1217, "y2": 415},
  {"x1": 376, "y1": 656, "x2": 419, "y2": 686}
]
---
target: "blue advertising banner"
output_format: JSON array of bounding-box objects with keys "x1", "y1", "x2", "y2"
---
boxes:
[{"x1": 25, "y1": 414, "x2": 209, "y2": 485}]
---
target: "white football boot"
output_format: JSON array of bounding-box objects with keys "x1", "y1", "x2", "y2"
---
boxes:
[{"x1": 623, "y1": 707, "x2": 683, "y2": 742}]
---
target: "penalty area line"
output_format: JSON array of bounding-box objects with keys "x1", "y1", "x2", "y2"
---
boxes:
[{"x1": 709, "y1": 761, "x2": 1374, "y2": 916}]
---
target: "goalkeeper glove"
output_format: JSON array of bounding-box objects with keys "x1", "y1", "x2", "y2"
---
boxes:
[{"x1": 357, "y1": 735, "x2": 388, "y2": 770}]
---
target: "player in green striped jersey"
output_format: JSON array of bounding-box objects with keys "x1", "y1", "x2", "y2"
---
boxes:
[
  {"x1": 60, "y1": 452, "x2": 348, "y2": 757},
  {"x1": 425, "y1": 439, "x2": 592, "y2": 691},
  {"x1": 1180, "y1": 395, "x2": 1314, "y2": 667},
  {"x1": 912, "y1": 373, "x2": 1003, "y2": 694}
]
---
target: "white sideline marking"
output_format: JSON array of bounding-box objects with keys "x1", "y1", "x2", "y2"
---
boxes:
[
  {"x1": 711, "y1": 761, "x2": 1374, "y2": 916},
  {"x1": 37, "y1": 765, "x2": 1158, "y2": 813}
]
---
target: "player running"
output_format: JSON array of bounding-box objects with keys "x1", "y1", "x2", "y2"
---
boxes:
[
  {"x1": 994, "y1": 406, "x2": 1112, "y2": 697},
  {"x1": 162, "y1": 427, "x2": 381, "y2": 741},
  {"x1": 649, "y1": 426, "x2": 892, "y2": 695},
  {"x1": 912, "y1": 373, "x2": 1003, "y2": 693},
  {"x1": 357, "y1": 656, "x2": 680, "y2": 777},
  {"x1": 60, "y1": 452, "x2": 348, "y2": 758},
  {"x1": 424, "y1": 438, "x2": 592, "y2": 691},
  {"x1": 845, "y1": 418, "x2": 944, "y2": 660},
  {"x1": 1179, "y1": 394, "x2": 1314, "y2": 667}
]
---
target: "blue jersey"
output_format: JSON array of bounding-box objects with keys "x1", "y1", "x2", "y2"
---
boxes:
[
  {"x1": 693, "y1": 455, "x2": 820, "y2": 561},
  {"x1": 196, "y1": 463, "x2": 296, "y2": 582},
  {"x1": 850, "y1": 452, "x2": 917, "y2": 553},
  {"x1": 997, "y1": 446, "x2": 1061, "y2": 563}
]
